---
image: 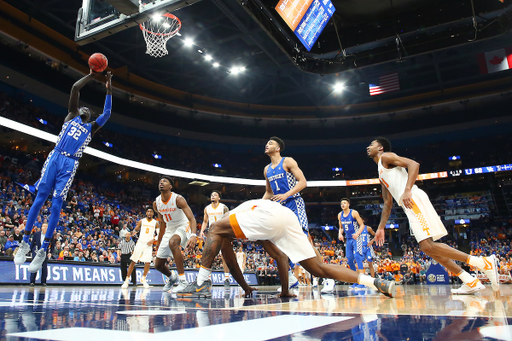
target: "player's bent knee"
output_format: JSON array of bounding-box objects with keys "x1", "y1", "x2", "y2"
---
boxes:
[
  {"x1": 169, "y1": 240, "x2": 180, "y2": 249},
  {"x1": 419, "y1": 239, "x2": 435, "y2": 254},
  {"x1": 154, "y1": 259, "x2": 165, "y2": 271}
]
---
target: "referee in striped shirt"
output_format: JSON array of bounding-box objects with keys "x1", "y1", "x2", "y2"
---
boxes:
[{"x1": 120, "y1": 231, "x2": 136, "y2": 286}]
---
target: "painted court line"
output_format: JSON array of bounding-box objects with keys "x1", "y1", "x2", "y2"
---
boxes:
[
  {"x1": 8, "y1": 315, "x2": 352, "y2": 341},
  {"x1": 116, "y1": 310, "x2": 186, "y2": 315},
  {"x1": 0, "y1": 302, "x2": 34, "y2": 307}
]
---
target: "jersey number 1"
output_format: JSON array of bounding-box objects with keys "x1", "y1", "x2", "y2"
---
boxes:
[{"x1": 274, "y1": 180, "x2": 280, "y2": 191}]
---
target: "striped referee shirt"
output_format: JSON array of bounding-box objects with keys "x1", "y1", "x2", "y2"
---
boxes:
[{"x1": 119, "y1": 239, "x2": 135, "y2": 255}]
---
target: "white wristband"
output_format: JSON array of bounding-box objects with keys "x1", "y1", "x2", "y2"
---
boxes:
[{"x1": 190, "y1": 233, "x2": 197, "y2": 237}]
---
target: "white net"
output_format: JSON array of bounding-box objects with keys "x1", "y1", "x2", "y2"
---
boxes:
[{"x1": 140, "y1": 13, "x2": 181, "y2": 58}]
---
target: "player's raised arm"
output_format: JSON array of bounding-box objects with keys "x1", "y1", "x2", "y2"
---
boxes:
[
  {"x1": 92, "y1": 71, "x2": 113, "y2": 135},
  {"x1": 176, "y1": 196, "x2": 197, "y2": 252},
  {"x1": 153, "y1": 201, "x2": 165, "y2": 250},
  {"x1": 66, "y1": 72, "x2": 101, "y2": 122},
  {"x1": 381, "y1": 152, "x2": 419, "y2": 209},
  {"x1": 262, "y1": 165, "x2": 274, "y2": 200},
  {"x1": 199, "y1": 208, "x2": 209, "y2": 239}
]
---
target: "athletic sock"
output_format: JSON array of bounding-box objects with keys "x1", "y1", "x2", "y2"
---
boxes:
[
  {"x1": 178, "y1": 274, "x2": 186, "y2": 282},
  {"x1": 197, "y1": 267, "x2": 211, "y2": 286},
  {"x1": 358, "y1": 274, "x2": 377, "y2": 290},
  {"x1": 468, "y1": 256, "x2": 485, "y2": 270},
  {"x1": 458, "y1": 270, "x2": 477, "y2": 284},
  {"x1": 22, "y1": 234, "x2": 30, "y2": 244},
  {"x1": 224, "y1": 273, "x2": 230, "y2": 280}
]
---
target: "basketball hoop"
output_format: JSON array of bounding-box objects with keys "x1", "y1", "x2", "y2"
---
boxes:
[{"x1": 140, "y1": 13, "x2": 181, "y2": 58}]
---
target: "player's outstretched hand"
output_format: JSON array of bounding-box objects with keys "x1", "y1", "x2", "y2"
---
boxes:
[
  {"x1": 185, "y1": 235, "x2": 196, "y2": 252},
  {"x1": 105, "y1": 71, "x2": 113, "y2": 89},
  {"x1": 375, "y1": 229, "x2": 385, "y2": 246},
  {"x1": 242, "y1": 286, "x2": 258, "y2": 298},
  {"x1": 278, "y1": 290, "x2": 297, "y2": 298}
]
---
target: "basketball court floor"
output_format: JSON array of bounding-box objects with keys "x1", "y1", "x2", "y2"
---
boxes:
[{"x1": 1, "y1": 284, "x2": 511, "y2": 341}]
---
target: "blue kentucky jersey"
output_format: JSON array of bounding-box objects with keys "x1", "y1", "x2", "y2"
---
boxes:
[
  {"x1": 359, "y1": 226, "x2": 369, "y2": 247},
  {"x1": 54, "y1": 116, "x2": 92, "y2": 159},
  {"x1": 266, "y1": 157, "x2": 300, "y2": 207},
  {"x1": 339, "y1": 209, "x2": 359, "y2": 239}
]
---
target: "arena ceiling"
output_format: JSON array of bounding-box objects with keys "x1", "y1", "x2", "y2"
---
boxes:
[{"x1": 0, "y1": 0, "x2": 512, "y2": 137}]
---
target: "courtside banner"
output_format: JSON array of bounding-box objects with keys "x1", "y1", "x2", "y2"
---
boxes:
[
  {"x1": 0, "y1": 260, "x2": 258, "y2": 286},
  {"x1": 425, "y1": 261, "x2": 449, "y2": 285}
]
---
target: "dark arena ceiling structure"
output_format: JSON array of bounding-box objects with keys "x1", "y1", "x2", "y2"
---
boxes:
[{"x1": 0, "y1": 0, "x2": 512, "y2": 140}]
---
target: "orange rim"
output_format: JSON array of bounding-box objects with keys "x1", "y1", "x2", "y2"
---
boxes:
[{"x1": 139, "y1": 13, "x2": 181, "y2": 37}]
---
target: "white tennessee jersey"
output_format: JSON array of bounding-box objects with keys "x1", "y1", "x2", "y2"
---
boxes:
[
  {"x1": 155, "y1": 193, "x2": 189, "y2": 229},
  {"x1": 205, "y1": 203, "x2": 229, "y2": 227},
  {"x1": 378, "y1": 156, "x2": 418, "y2": 206},
  {"x1": 137, "y1": 218, "x2": 157, "y2": 244}
]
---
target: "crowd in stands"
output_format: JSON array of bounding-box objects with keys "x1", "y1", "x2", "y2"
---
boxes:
[
  {"x1": 2, "y1": 91, "x2": 512, "y2": 182},
  {"x1": 2, "y1": 91, "x2": 512, "y2": 286},
  {"x1": 2, "y1": 142, "x2": 512, "y2": 284}
]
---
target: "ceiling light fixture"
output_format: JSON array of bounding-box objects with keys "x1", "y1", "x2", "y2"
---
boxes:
[{"x1": 184, "y1": 38, "x2": 194, "y2": 46}]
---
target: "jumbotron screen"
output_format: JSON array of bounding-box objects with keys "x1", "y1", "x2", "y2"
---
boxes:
[{"x1": 275, "y1": 0, "x2": 335, "y2": 51}]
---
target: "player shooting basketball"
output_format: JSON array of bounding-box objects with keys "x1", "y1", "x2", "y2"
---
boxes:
[{"x1": 15, "y1": 70, "x2": 113, "y2": 273}]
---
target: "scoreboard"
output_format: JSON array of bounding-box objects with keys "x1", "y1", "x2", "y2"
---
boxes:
[{"x1": 275, "y1": 0, "x2": 335, "y2": 51}]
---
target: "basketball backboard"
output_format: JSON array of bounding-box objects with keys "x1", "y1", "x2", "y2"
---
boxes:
[{"x1": 75, "y1": 0, "x2": 200, "y2": 45}]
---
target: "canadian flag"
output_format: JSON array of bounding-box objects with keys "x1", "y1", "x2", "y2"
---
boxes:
[{"x1": 478, "y1": 48, "x2": 512, "y2": 74}]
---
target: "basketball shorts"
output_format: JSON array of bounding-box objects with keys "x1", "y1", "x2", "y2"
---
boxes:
[
  {"x1": 284, "y1": 197, "x2": 309, "y2": 235},
  {"x1": 131, "y1": 241, "x2": 153, "y2": 263},
  {"x1": 35, "y1": 150, "x2": 79, "y2": 198},
  {"x1": 355, "y1": 246, "x2": 374, "y2": 263},
  {"x1": 402, "y1": 187, "x2": 447, "y2": 243},
  {"x1": 156, "y1": 222, "x2": 191, "y2": 259},
  {"x1": 229, "y1": 200, "x2": 316, "y2": 264}
]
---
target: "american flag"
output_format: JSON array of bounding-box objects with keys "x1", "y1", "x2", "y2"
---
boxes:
[{"x1": 369, "y1": 73, "x2": 400, "y2": 96}]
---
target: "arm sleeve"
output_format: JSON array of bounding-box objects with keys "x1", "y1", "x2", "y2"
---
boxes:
[{"x1": 95, "y1": 95, "x2": 112, "y2": 127}]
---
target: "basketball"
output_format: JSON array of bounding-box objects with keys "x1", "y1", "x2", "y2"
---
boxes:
[{"x1": 88, "y1": 53, "x2": 108, "y2": 72}]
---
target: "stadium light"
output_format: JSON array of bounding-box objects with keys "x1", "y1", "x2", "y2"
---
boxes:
[
  {"x1": 449, "y1": 156, "x2": 461, "y2": 160},
  {"x1": 333, "y1": 83, "x2": 345, "y2": 92},
  {"x1": 184, "y1": 38, "x2": 194, "y2": 46},
  {"x1": 151, "y1": 13, "x2": 162, "y2": 22},
  {"x1": 213, "y1": 163, "x2": 222, "y2": 168},
  {"x1": 103, "y1": 142, "x2": 113, "y2": 148},
  {"x1": 205, "y1": 55, "x2": 213, "y2": 61},
  {"x1": 152, "y1": 154, "x2": 162, "y2": 159},
  {"x1": 332, "y1": 167, "x2": 342, "y2": 171},
  {"x1": 212, "y1": 62, "x2": 220, "y2": 68}
]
